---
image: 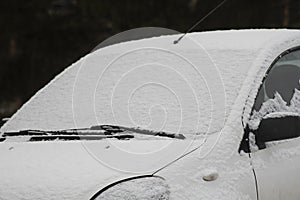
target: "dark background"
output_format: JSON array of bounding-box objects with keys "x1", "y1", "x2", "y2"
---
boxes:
[{"x1": 0, "y1": 0, "x2": 298, "y2": 119}]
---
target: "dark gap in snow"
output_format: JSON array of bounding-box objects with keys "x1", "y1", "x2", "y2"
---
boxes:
[{"x1": 28, "y1": 134, "x2": 134, "y2": 142}]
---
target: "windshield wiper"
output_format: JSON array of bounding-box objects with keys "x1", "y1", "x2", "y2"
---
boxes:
[
  {"x1": 0, "y1": 125, "x2": 185, "y2": 142},
  {"x1": 90, "y1": 125, "x2": 186, "y2": 139},
  {"x1": 28, "y1": 134, "x2": 134, "y2": 141},
  {"x1": 0, "y1": 128, "x2": 134, "y2": 142}
]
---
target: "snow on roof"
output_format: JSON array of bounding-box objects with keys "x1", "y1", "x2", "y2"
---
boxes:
[{"x1": 2, "y1": 29, "x2": 300, "y2": 134}]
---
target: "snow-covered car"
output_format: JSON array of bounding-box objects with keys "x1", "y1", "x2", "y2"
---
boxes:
[{"x1": 1, "y1": 29, "x2": 300, "y2": 199}]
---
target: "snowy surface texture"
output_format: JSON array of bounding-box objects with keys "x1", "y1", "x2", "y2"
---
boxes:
[
  {"x1": 95, "y1": 177, "x2": 170, "y2": 200},
  {"x1": 264, "y1": 111, "x2": 300, "y2": 119},
  {"x1": 3, "y1": 29, "x2": 298, "y2": 136},
  {"x1": 0, "y1": 140, "x2": 189, "y2": 199},
  {"x1": 241, "y1": 30, "x2": 300, "y2": 126},
  {"x1": 2, "y1": 29, "x2": 300, "y2": 200},
  {"x1": 249, "y1": 89, "x2": 300, "y2": 130}
]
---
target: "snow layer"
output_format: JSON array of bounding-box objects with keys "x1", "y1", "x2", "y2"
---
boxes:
[
  {"x1": 0, "y1": 139, "x2": 195, "y2": 199},
  {"x1": 2, "y1": 29, "x2": 300, "y2": 200},
  {"x1": 289, "y1": 88, "x2": 300, "y2": 113},
  {"x1": 241, "y1": 30, "x2": 300, "y2": 126},
  {"x1": 2, "y1": 29, "x2": 295, "y2": 136},
  {"x1": 249, "y1": 89, "x2": 300, "y2": 130},
  {"x1": 95, "y1": 177, "x2": 170, "y2": 200},
  {"x1": 249, "y1": 92, "x2": 288, "y2": 129},
  {"x1": 263, "y1": 111, "x2": 300, "y2": 119}
]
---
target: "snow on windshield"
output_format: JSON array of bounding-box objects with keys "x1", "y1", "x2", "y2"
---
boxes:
[{"x1": 0, "y1": 30, "x2": 278, "y2": 137}]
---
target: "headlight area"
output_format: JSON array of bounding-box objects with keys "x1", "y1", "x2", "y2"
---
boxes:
[{"x1": 90, "y1": 175, "x2": 170, "y2": 200}]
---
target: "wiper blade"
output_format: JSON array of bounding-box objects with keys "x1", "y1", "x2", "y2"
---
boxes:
[
  {"x1": 2, "y1": 129, "x2": 107, "y2": 137},
  {"x1": 91, "y1": 125, "x2": 186, "y2": 139},
  {"x1": 28, "y1": 134, "x2": 134, "y2": 142},
  {"x1": 1, "y1": 128, "x2": 134, "y2": 142},
  {"x1": 0, "y1": 124, "x2": 185, "y2": 142},
  {"x1": 2, "y1": 130, "x2": 48, "y2": 137}
]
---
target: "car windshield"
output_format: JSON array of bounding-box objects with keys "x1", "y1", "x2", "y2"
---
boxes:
[{"x1": 1, "y1": 33, "x2": 259, "y2": 139}]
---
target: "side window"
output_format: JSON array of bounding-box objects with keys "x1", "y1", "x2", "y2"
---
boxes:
[
  {"x1": 249, "y1": 48, "x2": 300, "y2": 150},
  {"x1": 253, "y1": 50, "x2": 300, "y2": 111}
]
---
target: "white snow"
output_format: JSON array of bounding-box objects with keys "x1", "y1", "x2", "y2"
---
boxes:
[
  {"x1": 249, "y1": 131, "x2": 258, "y2": 152},
  {"x1": 241, "y1": 30, "x2": 300, "y2": 126},
  {"x1": 263, "y1": 111, "x2": 300, "y2": 119},
  {"x1": 1, "y1": 29, "x2": 291, "y2": 137},
  {"x1": 289, "y1": 88, "x2": 300, "y2": 113},
  {"x1": 249, "y1": 89, "x2": 300, "y2": 130},
  {"x1": 249, "y1": 92, "x2": 288, "y2": 129},
  {"x1": 0, "y1": 139, "x2": 196, "y2": 199},
  {"x1": 95, "y1": 177, "x2": 170, "y2": 200},
  {"x1": 2, "y1": 29, "x2": 300, "y2": 200}
]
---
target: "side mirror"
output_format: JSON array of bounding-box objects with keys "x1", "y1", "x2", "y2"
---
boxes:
[{"x1": 255, "y1": 112, "x2": 300, "y2": 149}]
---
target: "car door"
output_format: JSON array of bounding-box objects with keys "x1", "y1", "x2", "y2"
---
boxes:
[{"x1": 248, "y1": 47, "x2": 300, "y2": 200}]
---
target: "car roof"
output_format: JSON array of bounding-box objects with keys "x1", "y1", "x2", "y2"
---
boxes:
[{"x1": 2, "y1": 29, "x2": 300, "y2": 134}]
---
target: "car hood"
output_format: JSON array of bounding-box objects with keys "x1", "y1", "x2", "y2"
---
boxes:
[{"x1": 0, "y1": 138, "x2": 205, "y2": 199}]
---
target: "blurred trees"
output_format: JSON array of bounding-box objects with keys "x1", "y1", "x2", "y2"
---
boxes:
[{"x1": 0, "y1": 0, "x2": 300, "y2": 119}]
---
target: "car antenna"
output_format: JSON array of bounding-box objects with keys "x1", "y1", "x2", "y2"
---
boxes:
[{"x1": 173, "y1": 0, "x2": 228, "y2": 44}]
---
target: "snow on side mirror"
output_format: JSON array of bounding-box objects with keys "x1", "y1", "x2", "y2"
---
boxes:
[{"x1": 255, "y1": 112, "x2": 300, "y2": 149}]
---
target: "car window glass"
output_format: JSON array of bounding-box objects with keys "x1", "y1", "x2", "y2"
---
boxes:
[
  {"x1": 247, "y1": 49, "x2": 300, "y2": 149},
  {"x1": 254, "y1": 50, "x2": 300, "y2": 111},
  {"x1": 249, "y1": 49, "x2": 300, "y2": 128}
]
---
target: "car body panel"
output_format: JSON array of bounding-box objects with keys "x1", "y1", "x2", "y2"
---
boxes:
[
  {"x1": 252, "y1": 137, "x2": 300, "y2": 200},
  {"x1": 156, "y1": 131, "x2": 257, "y2": 200}
]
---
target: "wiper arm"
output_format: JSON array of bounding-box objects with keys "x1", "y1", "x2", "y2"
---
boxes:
[
  {"x1": 28, "y1": 134, "x2": 133, "y2": 142},
  {"x1": 0, "y1": 124, "x2": 185, "y2": 142},
  {"x1": 2, "y1": 129, "x2": 107, "y2": 137},
  {"x1": 1, "y1": 128, "x2": 134, "y2": 142},
  {"x1": 2, "y1": 130, "x2": 48, "y2": 137},
  {"x1": 91, "y1": 125, "x2": 186, "y2": 139}
]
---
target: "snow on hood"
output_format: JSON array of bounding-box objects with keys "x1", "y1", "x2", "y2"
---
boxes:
[
  {"x1": 0, "y1": 139, "x2": 202, "y2": 199},
  {"x1": 2, "y1": 29, "x2": 300, "y2": 137}
]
